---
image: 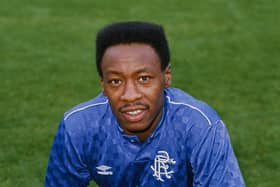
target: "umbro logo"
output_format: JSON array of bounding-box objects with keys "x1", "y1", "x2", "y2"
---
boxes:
[{"x1": 96, "y1": 165, "x2": 113, "y2": 175}]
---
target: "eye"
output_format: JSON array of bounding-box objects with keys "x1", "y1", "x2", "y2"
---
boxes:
[
  {"x1": 139, "y1": 76, "x2": 151, "y2": 83},
  {"x1": 108, "y1": 79, "x2": 122, "y2": 86}
]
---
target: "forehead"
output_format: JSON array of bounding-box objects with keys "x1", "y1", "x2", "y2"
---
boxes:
[
  {"x1": 103, "y1": 43, "x2": 160, "y2": 62},
  {"x1": 101, "y1": 43, "x2": 162, "y2": 74}
]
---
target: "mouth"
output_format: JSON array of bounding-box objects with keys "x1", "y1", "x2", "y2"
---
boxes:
[
  {"x1": 122, "y1": 109, "x2": 146, "y2": 122},
  {"x1": 126, "y1": 110, "x2": 143, "y2": 116},
  {"x1": 120, "y1": 104, "x2": 148, "y2": 122}
]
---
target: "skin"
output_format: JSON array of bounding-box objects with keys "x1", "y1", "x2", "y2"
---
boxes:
[{"x1": 100, "y1": 43, "x2": 171, "y2": 142}]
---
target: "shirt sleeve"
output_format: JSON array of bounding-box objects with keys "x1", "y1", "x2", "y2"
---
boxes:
[
  {"x1": 44, "y1": 119, "x2": 90, "y2": 187},
  {"x1": 189, "y1": 120, "x2": 245, "y2": 187}
]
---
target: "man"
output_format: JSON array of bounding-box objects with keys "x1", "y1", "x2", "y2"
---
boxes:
[{"x1": 45, "y1": 21, "x2": 245, "y2": 186}]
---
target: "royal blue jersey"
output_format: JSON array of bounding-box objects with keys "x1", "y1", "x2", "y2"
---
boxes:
[{"x1": 45, "y1": 88, "x2": 245, "y2": 187}]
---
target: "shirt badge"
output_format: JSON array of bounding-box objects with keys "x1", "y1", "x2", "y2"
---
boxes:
[
  {"x1": 96, "y1": 165, "x2": 113, "y2": 175},
  {"x1": 151, "y1": 150, "x2": 176, "y2": 182}
]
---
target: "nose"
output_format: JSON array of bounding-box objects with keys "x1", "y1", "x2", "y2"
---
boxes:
[{"x1": 120, "y1": 80, "x2": 142, "y2": 102}]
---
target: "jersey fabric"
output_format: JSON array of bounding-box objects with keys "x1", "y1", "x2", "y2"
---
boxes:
[{"x1": 45, "y1": 87, "x2": 245, "y2": 187}]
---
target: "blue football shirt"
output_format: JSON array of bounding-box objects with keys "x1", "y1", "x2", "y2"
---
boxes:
[{"x1": 45, "y1": 87, "x2": 245, "y2": 187}]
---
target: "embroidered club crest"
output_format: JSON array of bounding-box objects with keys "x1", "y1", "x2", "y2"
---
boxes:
[
  {"x1": 151, "y1": 150, "x2": 176, "y2": 182},
  {"x1": 96, "y1": 165, "x2": 113, "y2": 175}
]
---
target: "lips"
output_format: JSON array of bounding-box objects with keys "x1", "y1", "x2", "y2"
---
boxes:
[
  {"x1": 126, "y1": 110, "x2": 142, "y2": 116},
  {"x1": 122, "y1": 110, "x2": 146, "y2": 122},
  {"x1": 119, "y1": 103, "x2": 148, "y2": 122}
]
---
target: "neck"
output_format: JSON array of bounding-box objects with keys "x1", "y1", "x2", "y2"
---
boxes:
[{"x1": 132, "y1": 107, "x2": 163, "y2": 143}]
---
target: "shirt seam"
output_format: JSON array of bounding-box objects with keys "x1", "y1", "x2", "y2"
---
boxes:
[
  {"x1": 64, "y1": 100, "x2": 109, "y2": 120},
  {"x1": 166, "y1": 96, "x2": 212, "y2": 125}
]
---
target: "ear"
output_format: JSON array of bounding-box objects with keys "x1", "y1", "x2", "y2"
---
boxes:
[{"x1": 164, "y1": 64, "x2": 172, "y2": 88}]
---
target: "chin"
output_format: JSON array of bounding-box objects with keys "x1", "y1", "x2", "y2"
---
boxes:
[{"x1": 126, "y1": 124, "x2": 151, "y2": 134}]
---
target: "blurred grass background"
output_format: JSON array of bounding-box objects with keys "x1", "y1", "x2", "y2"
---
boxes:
[{"x1": 0, "y1": 0, "x2": 279, "y2": 186}]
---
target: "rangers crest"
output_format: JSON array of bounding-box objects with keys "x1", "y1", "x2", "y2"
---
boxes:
[{"x1": 151, "y1": 150, "x2": 176, "y2": 182}]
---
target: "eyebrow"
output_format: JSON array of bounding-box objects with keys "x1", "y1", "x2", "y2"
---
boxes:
[
  {"x1": 103, "y1": 70, "x2": 122, "y2": 76},
  {"x1": 104, "y1": 67, "x2": 152, "y2": 76},
  {"x1": 135, "y1": 67, "x2": 151, "y2": 74}
]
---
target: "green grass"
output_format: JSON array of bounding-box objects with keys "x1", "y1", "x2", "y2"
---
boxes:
[{"x1": 0, "y1": 0, "x2": 279, "y2": 186}]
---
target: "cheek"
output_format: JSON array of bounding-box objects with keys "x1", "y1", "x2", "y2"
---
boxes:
[
  {"x1": 107, "y1": 96, "x2": 120, "y2": 114},
  {"x1": 144, "y1": 85, "x2": 164, "y2": 104},
  {"x1": 107, "y1": 92, "x2": 120, "y2": 104},
  {"x1": 105, "y1": 88, "x2": 124, "y2": 110},
  {"x1": 103, "y1": 84, "x2": 121, "y2": 98}
]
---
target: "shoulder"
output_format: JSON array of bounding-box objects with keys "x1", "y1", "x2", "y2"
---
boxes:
[
  {"x1": 54, "y1": 94, "x2": 111, "y2": 161},
  {"x1": 164, "y1": 87, "x2": 221, "y2": 126},
  {"x1": 63, "y1": 93, "x2": 109, "y2": 121},
  {"x1": 61, "y1": 93, "x2": 111, "y2": 136},
  {"x1": 58, "y1": 93, "x2": 112, "y2": 141},
  {"x1": 164, "y1": 88, "x2": 228, "y2": 158}
]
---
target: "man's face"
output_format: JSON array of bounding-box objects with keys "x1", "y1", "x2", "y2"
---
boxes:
[{"x1": 101, "y1": 43, "x2": 171, "y2": 140}]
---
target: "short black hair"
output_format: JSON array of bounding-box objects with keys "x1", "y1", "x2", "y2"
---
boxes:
[{"x1": 96, "y1": 21, "x2": 170, "y2": 77}]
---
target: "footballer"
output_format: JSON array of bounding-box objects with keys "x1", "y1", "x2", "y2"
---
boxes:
[{"x1": 44, "y1": 21, "x2": 245, "y2": 186}]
